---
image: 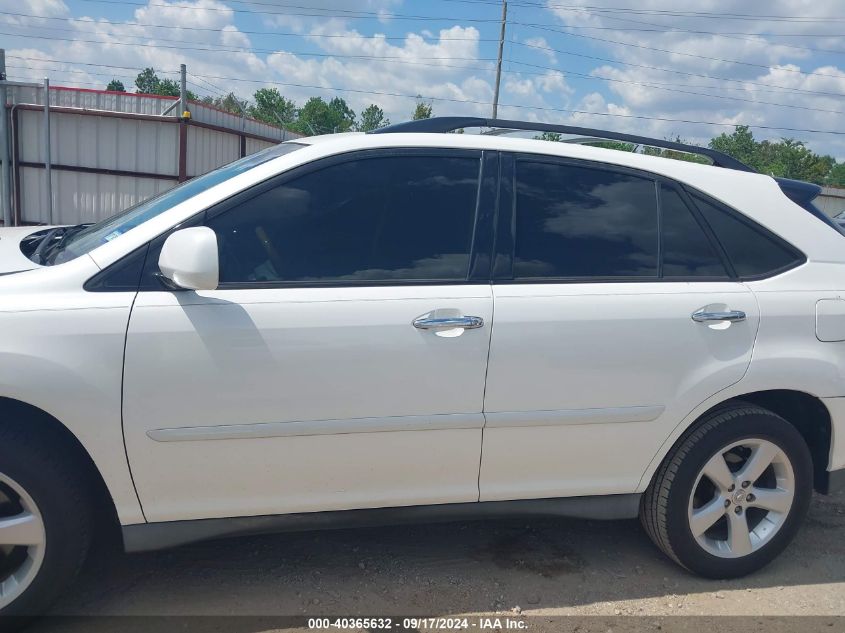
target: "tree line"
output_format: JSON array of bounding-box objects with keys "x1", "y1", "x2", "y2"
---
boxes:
[
  {"x1": 106, "y1": 69, "x2": 433, "y2": 135},
  {"x1": 107, "y1": 69, "x2": 843, "y2": 187},
  {"x1": 537, "y1": 127, "x2": 845, "y2": 187}
]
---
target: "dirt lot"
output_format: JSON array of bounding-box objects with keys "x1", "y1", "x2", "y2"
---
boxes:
[{"x1": 32, "y1": 490, "x2": 845, "y2": 631}]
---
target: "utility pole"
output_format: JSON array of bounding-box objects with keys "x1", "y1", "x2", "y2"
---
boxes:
[
  {"x1": 177, "y1": 64, "x2": 189, "y2": 182},
  {"x1": 179, "y1": 63, "x2": 189, "y2": 118},
  {"x1": 0, "y1": 49, "x2": 10, "y2": 226},
  {"x1": 43, "y1": 77, "x2": 53, "y2": 224},
  {"x1": 491, "y1": 0, "x2": 507, "y2": 120}
]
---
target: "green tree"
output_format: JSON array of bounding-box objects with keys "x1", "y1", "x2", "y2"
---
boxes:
[
  {"x1": 590, "y1": 140, "x2": 635, "y2": 152},
  {"x1": 134, "y1": 68, "x2": 160, "y2": 94},
  {"x1": 643, "y1": 137, "x2": 709, "y2": 164},
  {"x1": 197, "y1": 93, "x2": 246, "y2": 115},
  {"x1": 412, "y1": 96, "x2": 433, "y2": 120},
  {"x1": 248, "y1": 88, "x2": 296, "y2": 126},
  {"x1": 533, "y1": 131, "x2": 562, "y2": 142},
  {"x1": 827, "y1": 162, "x2": 845, "y2": 188},
  {"x1": 134, "y1": 68, "x2": 196, "y2": 99},
  {"x1": 155, "y1": 78, "x2": 181, "y2": 98},
  {"x1": 710, "y1": 126, "x2": 836, "y2": 184},
  {"x1": 293, "y1": 96, "x2": 356, "y2": 135},
  {"x1": 328, "y1": 97, "x2": 356, "y2": 132},
  {"x1": 106, "y1": 79, "x2": 125, "y2": 92},
  {"x1": 709, "y1": 125, "x2": 763, "y2": 171},
  {"x1": 358, "y1": 104, "x2": 389, "y2": 131},
  {"x1": 762, "y1": 138, "x2": 834, "y2": 183}
]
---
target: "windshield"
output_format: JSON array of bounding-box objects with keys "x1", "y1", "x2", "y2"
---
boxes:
[{"x1": 42, "y1": 142, "x2": 305, "y2": 265}]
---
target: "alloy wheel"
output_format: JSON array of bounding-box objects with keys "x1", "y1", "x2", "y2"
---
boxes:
[
  {"x1": 0, "y1": 472, "x2": 46, "y2": 610},
  {"x1": 688, "y1": 438, "x2": 795, "y2": 558}
]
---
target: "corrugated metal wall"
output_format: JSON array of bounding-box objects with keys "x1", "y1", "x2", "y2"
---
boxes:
[
  {"x1": 7, "y1": 85, "x2": 298, "y2": 225},
  {"x1": 817, "y1": 187, "x2": 845, "y2": 218}
]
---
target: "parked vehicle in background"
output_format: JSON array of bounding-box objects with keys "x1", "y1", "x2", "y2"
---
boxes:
[{"x1": 1, "y1": 117, "x2": 843, "y2": 617}]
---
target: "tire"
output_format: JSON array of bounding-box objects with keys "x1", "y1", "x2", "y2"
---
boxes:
[
  {"x1": 0, "y1": 424, "x2": 93, "y2": 619},
  {"x1": 641, "y1": 403, "x2": 813, "y2": 578}
]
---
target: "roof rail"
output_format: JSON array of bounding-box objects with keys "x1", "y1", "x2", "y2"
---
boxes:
[{"x1": 370, "y1": 116, "x2": 754, "y2": 172}]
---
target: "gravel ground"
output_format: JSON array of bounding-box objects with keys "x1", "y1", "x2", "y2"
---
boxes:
[{"x1": 30, "y1": 490, "x2": 845, "y2": 631}]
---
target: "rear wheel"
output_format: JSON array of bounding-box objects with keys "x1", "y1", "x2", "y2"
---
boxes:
[
  {"x1": 0, "y1": 426, "x2": 93, "y2": 617},
  {"x1": 641, "y1": 403, "x2": 812, "y2": 578}
]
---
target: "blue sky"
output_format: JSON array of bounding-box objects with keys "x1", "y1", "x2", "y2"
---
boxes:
[{"x1": 5, "y1": 0, "x2": 845, "y2": 157}]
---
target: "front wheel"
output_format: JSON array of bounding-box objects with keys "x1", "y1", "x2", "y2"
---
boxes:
[
  {"x1": 641, "y1": 403, "x2": 813, "y2": 578},
  {"x1": 0, "y1": 426, "x2": 93, "y2": 618}
]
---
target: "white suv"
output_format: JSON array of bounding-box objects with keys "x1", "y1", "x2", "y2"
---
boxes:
[{"x1": 1, "y1": 117, "x2": 843, "y2": 616}]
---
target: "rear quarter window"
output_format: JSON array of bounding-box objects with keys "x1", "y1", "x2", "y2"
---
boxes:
[{"x1": 689, "y1": 193, "x2": 805, "y2": 279}]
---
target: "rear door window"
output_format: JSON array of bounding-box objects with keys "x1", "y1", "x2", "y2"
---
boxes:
[
  {"x1": 660, "y1": 185, "x2": 729, "y2": 278},
  {"x1": 512, "y1": 160, "x2": 659, "y2": 280}
]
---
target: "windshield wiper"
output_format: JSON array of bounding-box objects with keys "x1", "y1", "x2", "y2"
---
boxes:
[
  {"x1": 30, "y1": 227, "x2": 65, "y2": 264},
  {"x1": 32, "y1": 224, "x2": 91, "y2": 265}
]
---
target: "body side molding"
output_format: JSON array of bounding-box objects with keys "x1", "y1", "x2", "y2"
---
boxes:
[
  {"x1": 485, "y1": 405, "x2": 664, "y2": 428},
  {"x1": 147, "y1": 412, "x2": 485, "y2": 442}
]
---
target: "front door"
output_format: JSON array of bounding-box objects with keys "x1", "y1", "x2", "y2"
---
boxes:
[
  {"x1": 123, "y1": 149, "x2": 495, "y2": 522},
  {"x1": 480, "y1": 155, "x2": 760, "y2": 501}
]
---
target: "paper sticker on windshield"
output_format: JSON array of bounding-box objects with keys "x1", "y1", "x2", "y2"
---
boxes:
[{"x1": 103, "y1": 230, "x2": 122, "y2": 242}]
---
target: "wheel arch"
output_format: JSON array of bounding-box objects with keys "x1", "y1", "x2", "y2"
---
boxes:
[
  {"x1": 0, "y1": 396, "x2": 123, "y2": 535},
  {"x1": 641, "y1": 389, "x2": 833, "y2": 495}
]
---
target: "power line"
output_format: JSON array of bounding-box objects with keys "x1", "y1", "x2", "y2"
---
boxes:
[
  {"x1": 9, "y1": 61, "x2": 845, "y2": 136},
  {"x1": 509, "y1": 2, "x2": 845, "y2": 60},
  {"x1": 0, "y1": 11, "x2": 498, "y2": 43},
  {"x1": 12, "y1": 49, "x2": 845, "y2": 113},
  {"x1": 0, "y1": 30, "x2": 496, "y2": 62},
  {"x1": 509, "y1": 2, "x2": 845, "y2": 22},
  {"x1": 507, "y1": 62, "x2": 845, "y2": 115},
  {"x1": 512, "y1": 29, "x2": 845, "y2": 79},
  {"x1": 14, "y1": 52, "x2": 845, "y2": 112},
  {"x1": 73, "y1": 0, "x2": 502, "y2": 21},
  {"x1": 8, "y1": 8, "x2": 844, "y2": 66},
  {"x1": 512, "y1": 19, "x2": 845, "y2": 57},
  {"x1": 72, "y1": 0, "x2": 845, "y2": 23},
  {"x1": 176, "y1": 71, "x2": 845, "y2": 135},
  {"x1": 6, "y1": 9, "x2": 845, "y2": 45},
  {"x1": 9, "y1": 13, "x2": 843, "y2": 88},
  {"x1": 9, "y1": 22, "x2": 845, "y2": 90},
  {"x1": 503, "y1": 46, "x2": 845, "y2": 99}
]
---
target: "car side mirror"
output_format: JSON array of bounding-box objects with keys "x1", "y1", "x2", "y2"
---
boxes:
[{"x1": 158, "y1": 227, "x2": 219, "y2": 291}]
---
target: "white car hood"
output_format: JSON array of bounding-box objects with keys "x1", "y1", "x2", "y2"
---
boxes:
[{"x1": 0, "y1": 226, "x2": 55, "y2": 274}]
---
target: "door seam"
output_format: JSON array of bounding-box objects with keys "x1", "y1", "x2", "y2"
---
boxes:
[
  {"x1": 477, "y1": 284, "x2": 495, "y2": 502},
  {"x1": 120, "y1": 290, "x2": 149, "y2": 523}
]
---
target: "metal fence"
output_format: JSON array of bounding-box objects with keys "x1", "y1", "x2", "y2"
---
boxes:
[{"x1": 0, "y1": 68, "x2": 299, "y2": 226}]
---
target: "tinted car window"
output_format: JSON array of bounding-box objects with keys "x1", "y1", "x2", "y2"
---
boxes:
[
  {"x1": 660, "y1": 185, "x2": 728, "y2": 278},
  {"x1": 207, "y1": 154, "x2": 480, "y2": 284},
  {"x1": 692, "y1": 194, "x2": 802, "y2": 278},
  {"x1": 513, "y1": 161, "x2": 658, "y2": 279}
]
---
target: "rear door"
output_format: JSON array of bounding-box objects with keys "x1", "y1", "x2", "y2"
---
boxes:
[
  {"x1": 480, "y1": 154, "x2": 760, "y2": 501},
  {"x1": 123, "y1": 149, "x2": 499, "y2": 522}
]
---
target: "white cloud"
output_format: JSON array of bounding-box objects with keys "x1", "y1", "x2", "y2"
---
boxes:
[
  {"x1": 7, "y1": 0, "x2": 845, "y2": 158},
  {"x1": 524, "y1": 36, "x2": 557, "y2": 64},
  {"x1": 541, "y1": 0, "x2": 845, "y2": 157},
  {"x1": 0, "y1": 0, "x2": 67, "y2": 17}
]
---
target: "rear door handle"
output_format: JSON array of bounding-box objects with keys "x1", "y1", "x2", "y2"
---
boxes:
[
  {"x1": 412, "y1": 315, "x2": 484, "y2": 330},
  {"x1": 691, "y1": 309, "x2": 746, "y2": 323}
]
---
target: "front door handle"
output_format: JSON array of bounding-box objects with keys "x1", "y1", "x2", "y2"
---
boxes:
[
  {"x1": 691, "y1": 309, "x2": 746, "y2": 323},
  {"x1": 412, "y1": 315, "x2": 484, "y2": 330}
]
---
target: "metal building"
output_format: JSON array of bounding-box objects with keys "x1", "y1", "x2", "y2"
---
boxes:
[
  {"x1": 0, "y1": 82, "x2": 298, "y2": 226},
  {"x1": 817, "y1": 186, "x2": 845, "y2": 218}
]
